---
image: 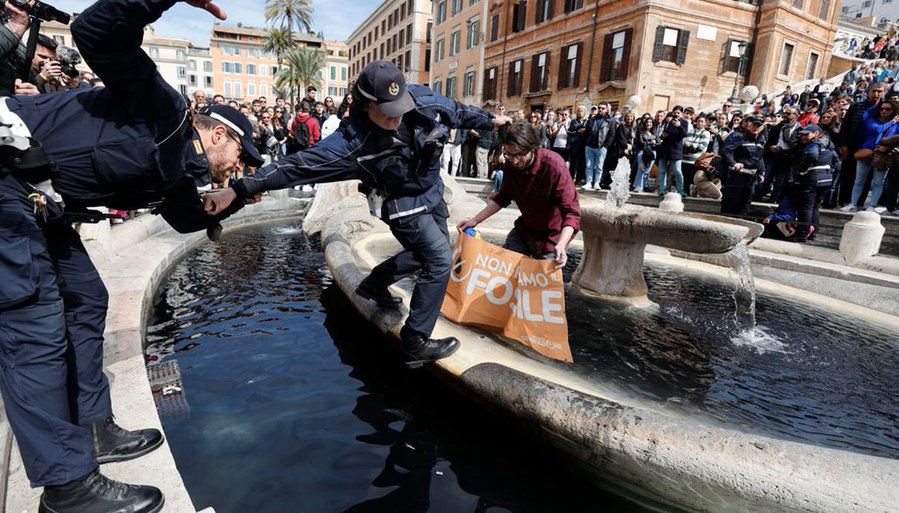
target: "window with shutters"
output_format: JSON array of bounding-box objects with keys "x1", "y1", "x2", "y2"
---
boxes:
[
  {"x1": 779, "y1": 43, "x2": 794, "y2": 76},
  {"x1": 530, "y1": 52, "x2": 550, "y2": 92},
  {"x1": 467, "y1": 17, "x2": 479, "y2": 49},
  {"x1": 563, "y1": 0, "x2": 583, "y2": 13},
  {"x1": 436, "y1": 38, "x2": 445, "y2": 61},
  {"x1": 557, "y1": 43, "x2": 582, "y2": 89},
  {"x1": 446, "y1": 76, "x2": 457, "y2": 99},
  {"x1": 484, "y1": 66, "x2": 497, "y2": 100},
  {"x1": 818, "y1": 0, "x2": 831, "y2": 19},
  {"x1": 452, "y1": 0, "x2": 463, "y2": 15},
  {"x1": 490, "y1": 14, "x2": 500, "y2": 41},
  {"x1": 805, "y1": 52, "x2": 819, "y2": 80},
  {"x1": 722, "y1": 40, "x2": 746, "y2": 73},
  {"x1": 508, "y1": 59, "x2": 524, "y2": 96},
  {"x1": 600, "y1": 29, "x2": 631, "y2": 82},
  {"x1": 424, "y1": 49, "x2": 430, "y2": 71},
  {"x1": 464, "y1": 69, "x2": 476, "y2": 97},
  {"x1": 450, "y1": 28, "x2": 461, "y2": 56},
  {"x1": 652, "y1": 26, "x2": 689, "y2": 65},
  {"x1": 436, "y1": 1, "x2": 446, "y2": 24},
  {"x1": 536, "y1": 0, "x2": 552, "y2": 24},
  {"x1": 434, "y1": 77, "x2": 442, "y2": 95},
  {"x1": 512, "y1": 1, "x2": 527, "y2": 33},
  {"x1": 408, "y1": 0, "x2": 414, "y2": 14}
]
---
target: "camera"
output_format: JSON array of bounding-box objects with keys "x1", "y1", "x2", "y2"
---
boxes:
[
  {"x1": 1, "y1": 0, "x2": 70, "y2": 24},
  {"x1": 56, "y1": 45, "x2": 81, "y2": 79}
]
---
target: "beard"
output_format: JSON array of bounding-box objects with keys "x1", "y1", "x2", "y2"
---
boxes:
[{"x1": 206, "y1": 144, "x2": 237, "y2": 184}]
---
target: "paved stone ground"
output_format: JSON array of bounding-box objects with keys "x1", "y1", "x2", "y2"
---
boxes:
[{"x1": 3, "y1": 192, "x2": 306, "y2": 512}]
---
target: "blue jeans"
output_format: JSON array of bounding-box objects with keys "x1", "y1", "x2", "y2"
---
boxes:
[
  {"x1": 850, "y1": 160, "x2": 887, "y2": 207},
  {"x1": 362, "y1": 201, "x2": 452, "y2": 342},
  {"x1": 634, "y1": 153, "x2": 654, "y2": 190},
  {"x1": 584, "y1": 146, "x2": 607, "y2": 185},
  {"x1": 657, "y1": 159, "x2": 683, "y2": 194},
  {"x1": 503, "y1": 228, "x2": 555, "y2": 260},
  {"x1": 493, "y1": 169, "x2": 503, "y2": 193}
]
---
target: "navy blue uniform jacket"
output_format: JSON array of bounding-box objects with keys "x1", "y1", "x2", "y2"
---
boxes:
[
  {"x1": 234, "y1": 85, "x2": 495, "y2": 222},
  {"x1": 6, "y1": 0, "x2": 234, "y2": 233}
]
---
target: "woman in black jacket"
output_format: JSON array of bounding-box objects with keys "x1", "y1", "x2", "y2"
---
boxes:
[
  {"x1": 633, "y1": 117, "x2": 660, "y2": 193},
  {"x1": 616, "y1": 112, "x2": 637, "y2": 184}
]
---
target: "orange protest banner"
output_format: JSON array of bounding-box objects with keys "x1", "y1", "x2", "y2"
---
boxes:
[{"x1": 441, "y1": 234, "x2": 572, "y2": 363}]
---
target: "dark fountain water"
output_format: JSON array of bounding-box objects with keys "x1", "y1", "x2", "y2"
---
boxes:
[{"x1": 147, "y1": 219, "x2": 899, "y2": 513}]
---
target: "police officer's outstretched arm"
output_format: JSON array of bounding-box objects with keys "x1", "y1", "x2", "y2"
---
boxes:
[
  {"x1": 203, "y1": 128, "x2": 363, "y2": 214},
  {"x1": 71, "y1": 0, "x2": 225, "y2": 115},
  {"x1": 408, "y1": 84, "x2": 507, "y2": 130}
]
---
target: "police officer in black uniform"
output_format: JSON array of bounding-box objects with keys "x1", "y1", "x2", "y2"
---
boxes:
[
  {"x1": 0, "y1": 1, "x2": 261, "y2": 511},
  {"x1": 203, "y1": 61, "x2": 512, "y2": 368},
  {"x1": 721, "y1": 116, "x2": 767, "y2": 216},
  {"x1": 792, "y1": 124, "x2": 834, "y2": 242}
]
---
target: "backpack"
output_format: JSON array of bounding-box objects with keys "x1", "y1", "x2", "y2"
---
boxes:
[{"x1": 289, "y1": 118, "x2": 311, "y2": 153}]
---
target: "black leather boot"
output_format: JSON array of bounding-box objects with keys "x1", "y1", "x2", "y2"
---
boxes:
[
  {"x1": 356, "y1": 281, "x2": 402, "y2": 309},
  {"x1": 39, "y1": 469, "x2": 164, "y2": 513},
  {"x1": 402, "y1": 335, "x2": 460, "y2": 368},
  {"x1": 86, "y1": 417, "x2": 164, "y2": 464}
]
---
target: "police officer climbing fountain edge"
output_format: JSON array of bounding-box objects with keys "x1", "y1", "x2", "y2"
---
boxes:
[
  {"x1": 0, "y1": 1, "x2": 260, "y2": 512},
  {"x1": 203, "y1": 60, "x2": 512, "y2": 369}
]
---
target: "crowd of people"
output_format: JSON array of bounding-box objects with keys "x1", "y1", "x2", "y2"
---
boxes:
[{"x1": 436, "y1": 62, "x2": 899, "y2": 243}]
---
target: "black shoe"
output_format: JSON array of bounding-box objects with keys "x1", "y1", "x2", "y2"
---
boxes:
[
  {"x1": 39, "y1": 469, "x2": 164, "y2": 513},
  {"x1": 402, "y1": 335, "x2": 460, "y2": 369},
  {"x1": 356, "y1": 282, "x2": 402, "y2": 309},
  {"x1": 86, "y1": 417, "x2": 164, "y2": 464}
]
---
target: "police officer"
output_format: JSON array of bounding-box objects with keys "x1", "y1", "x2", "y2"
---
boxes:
[
  {"x1": 792, "y1": 125, "x2": 834, "y2": 242},
  {"x1": 0, "y1": 1, "x2": 260, "y2": 511},
  {"x1": 203, "y1": 61, "x2": 512, "y2": 368},
  {"x1": 721, "y1": 116, "x2": 767, "y2": 216}
]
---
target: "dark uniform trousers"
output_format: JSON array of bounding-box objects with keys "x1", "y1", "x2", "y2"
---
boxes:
[
  {"x1": 0, "y1": 173, "x2": 106, "y2": 487},
  {"x1": 796, "y1": 181, "x2": 830, "y2": 239},
  {"x1": 721, "y1": 170, "x2": 757, "y2": 216},
  {"x1": 363, "y1": 201, "x2": 452, "y2": 341}
]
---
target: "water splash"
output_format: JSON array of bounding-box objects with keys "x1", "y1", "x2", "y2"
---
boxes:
[
  {"x1": 722, "y1": 242, "x2": 757, "y2": 328},
  {"x1": 605, "y1": 157, "x2": 632, "y2": 209},
  {"x1": 731, "y1": 326, "x2": 790, "y2": 354}
]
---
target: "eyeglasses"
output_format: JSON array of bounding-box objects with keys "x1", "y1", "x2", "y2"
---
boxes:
[{"x1": 504, "y1": 149, "x2": 532, "y2": 163}]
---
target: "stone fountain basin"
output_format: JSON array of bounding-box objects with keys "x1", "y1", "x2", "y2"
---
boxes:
[
  {"x1": 307, "y1": 182, "x2": 898, "y2": 513},
  {"x1": 582, "y1": 203, "x2": 764, "y2": 254}
]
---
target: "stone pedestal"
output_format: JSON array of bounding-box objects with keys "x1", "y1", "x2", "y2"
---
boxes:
[
  {"x1": 840, "y1": 211, "x2": 885, "y2": 266},
  {"x1": 659, "y1": 193, "x2": 684, "y2": 213},
  {"x1": 571, "y1": 233, "x2": 653, "y2": 307}
]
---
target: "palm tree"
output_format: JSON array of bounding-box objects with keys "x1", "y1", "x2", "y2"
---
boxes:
[
  {"x1": 275, "y1": 46, "x2": 326, "y2": 104},
  {"x1": 264, "y1": 27, "x2": 294, "y2": 70},
  {"x1": 265, "y1": 0, "x2": 315, "y2": 105}
]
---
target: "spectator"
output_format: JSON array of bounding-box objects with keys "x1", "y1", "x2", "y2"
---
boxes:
[
  {"x1": 440, "y1": 127, "x2": 467, "y2": 176},
  {"x1": 227, "y1": 99, "x2": 239, "y2": 109},
  {"x1": 213, "y1": 93, "x2": 225, "y2": 105},
  {"x1": 550, "y1": 108, "x2": 570, "y2": 162},
  {"x1": 583, "y1": 103, "x2": 617, "y2": 190},
  {"x1": 470, "y1": 115, "x2": 497, "y2": 180},
  {"x1": 288, "y1": 102, "x2": 321, "y2": 153},
  {"x1": 321, "y1": 106, "x2": 341, "y2": 139},
  {"x1": 337, "y1": 92, "x2": 353, "y2": 119},
  {"x1": 798, "y1": 99, "x2": 820, "y2": 127},
  {"x1": 529, "y1": 111, "x2": 549, "y2": 148},
  {"x1": 457, "y1": 121, "x2": 580, "y2": 267},
  {"x1": 615, "y1": 111, "x2": 636, "y2": 181},
  {"x1": 682, "y1": 115, "x2": 712, "y2": 196},
  {"x1": 633, "y1": 116, "x2": 659, "y2": 193},
  {"x1": 192, "y1": 90, "x2": 207, "y2": 111},
  {"x1": 300, "y1": 86, "x2": 318, "y2": 112},
  {"x1": 839, "y1": 83, "x2": 886, "y2": 208},
  {"x1": 760, "y1": 105, "x2": 800, "y2": 202},
  {"x1": 842, "y1": 99, "x2": 899, "y2": 213},
  {"x1": 566, "y1": 105, "x2": 588, "y2": 183},
  {"x1": 657, "y1": 106, "x2": 688, "y2": 197},
  {"x1": 312, "y1": 101, "x2": 327, "y2": 128},
  {"x1": 799, "y1": 85, "x2": 812, "y2": 108}
]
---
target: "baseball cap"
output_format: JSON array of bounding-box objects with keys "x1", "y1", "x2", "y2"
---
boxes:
[
  {"x1": 356, "y1": 60, "x2": 415, "y2": 118},
  {"x1": 745, "y1": 116, "x2": 764, "y2": 125},
  {"x1": 799, "y1": 124, "x2": 821, "y2": 134},
  {"x1": 202, "y1": 105, "x2": 265, "y2": 167}
]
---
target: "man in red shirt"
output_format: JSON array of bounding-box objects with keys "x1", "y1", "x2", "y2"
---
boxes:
[
  {"x1": 458, "y1": 122, "x2": 580, "y2": 268},
  {"x1": 289, "y1": 102, "x2": 321, "y2": 151}
]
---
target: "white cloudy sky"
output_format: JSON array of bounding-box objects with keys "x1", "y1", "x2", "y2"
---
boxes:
[{"x1": 49, "y1": 0, "x2": 383, "y2": 44}]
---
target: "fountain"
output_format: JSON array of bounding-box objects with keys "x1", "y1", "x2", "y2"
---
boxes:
[
  {"x1": 571, "y1": 165, "x2": 763, "y2": 307},
  {"x1": 157, "y1": 173, "x2": 896, "y2": 513}
]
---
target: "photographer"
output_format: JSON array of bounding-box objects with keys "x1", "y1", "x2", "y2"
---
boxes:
[
  {"x1": 0, "y1": 0, "x2": 32, "y2": 95},
  {"x1": 0, "y1": 1, "x2": 252, "y2": 512}
]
